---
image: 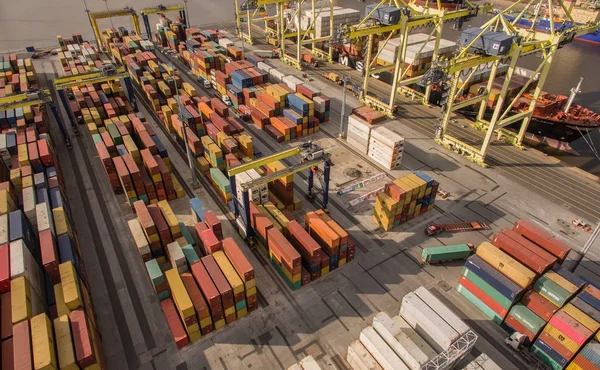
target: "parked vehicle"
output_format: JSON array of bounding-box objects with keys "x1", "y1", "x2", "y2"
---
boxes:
[{"x1": 421, "y1": 243, "x2": 475, "y2": 265}]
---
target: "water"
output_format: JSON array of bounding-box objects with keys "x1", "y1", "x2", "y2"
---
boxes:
[{"x1": 1, "y1": 0, "x2": 598, "y2": 174}]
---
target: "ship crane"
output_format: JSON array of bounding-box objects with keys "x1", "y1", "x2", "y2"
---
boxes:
[{"x1": 564, "y1": 77, "x2": 583, "y2": 114}]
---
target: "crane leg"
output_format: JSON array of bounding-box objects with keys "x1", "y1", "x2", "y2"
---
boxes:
[
  {"x1": 230, "y1": 176, "x2": 239, "y2": 218},
  {"x1": 322, "y1": 161, "x2": 331, "y2": 213},
  {"x1": 307, "y1": 167, "x2": 314, "y2": 201},
  {"x1": 48, "y1": 102, "x2": 71, "y2": 149},
  {"x1": 242, "y1": 190, "x2": 253, "y2": 240}
]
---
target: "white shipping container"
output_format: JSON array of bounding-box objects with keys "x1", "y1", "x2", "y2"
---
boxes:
[
  {"x1": 282, "y1": 75, "x2": 304, "y2": 92},
  {"x1": 414, "y1": 286, "x2": 470, "y2": 336},
  {"x1": 348, "y1": 115, "x2": 372, "y2": 133},
  {"x1": 128, "y1": 219, "x2": 151, "y2": 257},
  {"x1": 346, "y1": 137, "x2": 369, "y2": 155},
  {"x1": 257, "y1": 61, "x2": 272, "y2": 73},
  {"x1": 391, "y1": 315, "x2": 438, "y2": 360},
  {"x1": 270, "y1": 69, "x2": 286, "y2": 82},
  {"x1": 218, "y1": 38, "x2": 234, "y2": 48},
  {"x1": 473, "y1": 353, "x2": 502, "y2": 370},
  {"x1": 167, "y1": 242, "x2": 187, "y2": 274},
  {"x1": 0, "y1": 213, "x2": 8, "y2": 245},
  {"x1": 370, "y1": 127, "x2": 404, "y2": 149},
  {"x1": 23, "y1": 186, "x2": 37, "y2": 228},
  {"x1": 360, "y1": 327, "x2": 408, "y2": 370},
  {"x1": 462, "y1": 361, "x2": 483, "y2": 370},
  {"x1": 347, "y1": 340, "x2": 383, "y2": 370},
  {"x1": 10, "y1": 239, "x2": 44, "y2": 300},
  {"x1": 372, "y1": 312, "x2": 428, "y2": 370},
  {"x1": 348, "y1": 126, "x2": 371, "y2": 142},
  {"x1": 400, "y1": 292, "x2": 459, "y2": 352},
  {"x1": 288, "y1": 364, "x2": 302, "y2": 370},
  {"x1": 369, "y1": 139, "x2": 403, "y2": 158},
  {"x1": 36, "y1": 202, "x2": 55, "y2": 236},
  {"x1": 368, "y1": 152, "x2": 401, "y2": 170},
  {"x1": 299, "y1": 355, "x2": 321, "y2": 370}
]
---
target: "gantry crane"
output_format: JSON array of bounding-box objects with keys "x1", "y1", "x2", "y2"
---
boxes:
[
  {"x1": 335, "y1": 0, "x2": 492, "y2": 116},
  {"x1": 228, "y1": 142, "x2": 332, "y2": 240},
  {"x1": 234, "y1": 0, "x2": 335, "y2": 69},
  {"x1": 140, "y1": 4, "x2": 188, "y2": 38},
  {"x1": 88, "y1": 8, "x2": 141, "y2": 51},
  {"x1": 419, "y1": 0, "x2": 598, "y2": 166}
]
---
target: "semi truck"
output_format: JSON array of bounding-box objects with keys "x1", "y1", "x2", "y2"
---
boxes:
[{"x1": 420, "y1": 243, "x2": 475, "y2": 265}]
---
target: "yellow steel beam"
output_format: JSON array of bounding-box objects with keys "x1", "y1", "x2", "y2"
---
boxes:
[
  {"x1": 447, "y1": 55, "x2": 498, "y2": 75},
  {"x1": 53, "y1": 66, "x2": 127, "y2": 88},
  {"x1": 239, "y1": 158, "x2": 322, "y2": 190},
  {"x1": 228, "y1": 147, "x2": 302, "y2": 176},
  {"x1": 89, "y1": 8, "x2": 137, "y2": 19},
  {"x1": 0, "y1": 90, "x2": 51, "y2": 112},
  {"x1": 140, "y1": 5, "x2": 184, "y2": 15},
  {"x1": 449, "y1": 95, "x2": 487, "y2": 112},
  {"x1": 257, "y1": 0, "x2": 289, "y2": 4}
]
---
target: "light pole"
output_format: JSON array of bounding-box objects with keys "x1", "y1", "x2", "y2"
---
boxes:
[
  {"x1": 170, "y1": 75, "x2": 199, "y2": 189},
  {"x1": 339, "y1": 75, "x2": 351, "y2": 139},
  {"x1": 570, "y1": 221, "x2": 600, "y2": 272}
]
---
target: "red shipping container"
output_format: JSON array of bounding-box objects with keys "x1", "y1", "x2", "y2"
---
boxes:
[
  {"x1": 222, "y1": 238, "x2": 254, "y2": 282},
  {"x1": 190, "y1": 261, "x2": 222, "y2": 312},
  {"x1": 195, "y1": 221, "x2": 209, "y2": 236},
  {"x1": 504, "y1": 314, "x2": 537, "y2": 344},
  {"x1": 267, "y1": 228, "x2": 301, "y2": 269},
  {"x1": 160, "y1": 298, "x2": 189, "y2": 349},
  {"x1": 12, "y1": 320, "x2": 32, "y2": 370},
  {"x1": 70, "y1": 309, "x2": 98, "y2": 368},
  {"x1": 501, "y1": 229, "x2": 558, "y2": 265},
  {"x1": 0, "y1": 244, "x2": 9, "y2": 293},
  {"x1": 200, "y1": 229, "x2": 221, "y2": 255},
  {"x1": 204, "y1": 210, "x2": 222, "y2": 240},
  {"x1": 491, "y1": 232, "x2": 551, "y2": 274},
  {"x1": 202, "y1": 255, "x2": 234, "y2": 309},
  {"x1": 584, "y1": 284, "x2": 600, "y2": 301},
  {"x1": 286, "y1": 220, "x2": 321, "y2": 266},
  {"x1": 315, "y1": 209, "x2": 349, "y2": 247},
  {"x1": 210, "y1": 113, "x2": 231, "y2": 135},
  {"x1": 134, "y1": 201, "x2": 157, "y2": 236},
  {"x1": 180, "y1": 273, "x2": 211, "y2": 321},
  {"x1": 520, "y1": 291, "x2": 558, "y2": 321},
  {"x1": 301, "y1": 267, "x2": 311, "y2": 286},
  {"x1": 513, "y1": 220, "x2": 571, "y2": 261},
  {"x1": 572, "y1": 353, "x2": 599, "y2": 370},
  {"x1": 250, "y1": 202, "x2": 273, "y2": 241},
  {"x1": 305, "y1": 213, "x2": 340, "y2": 257},
  {"x1": 1, "y1": 293, "x2": 12, "y2": 341},
  {"x1": 537, "y1": 331, "x2": 575, "y2": 361},
  {"x1": 2, "y1": 338, "x2": 13, "y2": 370},
  {"x1": 458, "y1": 276, "x2": 508, "y2": 318},
  {"x1": 549, "y1": 311, "x2": 592, "y2": 346},
  {"x1": 40, "y1": 229, "x2": 60, "y2": 283},
  {"x1": 347, "y1": 240, "x2": 356, "y2": 261}
]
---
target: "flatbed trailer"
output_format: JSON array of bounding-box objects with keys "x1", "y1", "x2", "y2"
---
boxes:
[{"x1": 425, "y1": 222, "x2": 491, "y2": 236}]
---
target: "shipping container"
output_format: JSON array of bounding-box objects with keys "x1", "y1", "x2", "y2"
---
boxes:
[
  {"x1": 508, "y1": 304, "x2": 545, "y2": 335},
  {"x1": 464, "y1": 256, "x2": 523, "y2": 301},
  {"x1": 534, "y1": 275, "x2": 572, "y2": 307},
  {"x1": 421, "y1": 244, "x2": 472, "y2": 264},
  {"x1": 513, "y1": 220, "x2": 571, "y2": 261},
  {"x1": 458, "y1": 276, "x2": 508, "y2": 318},
  {"x1": 346, "y1": 340, "x2": 383, "y2": 370},
  {"x1": 549, "y1": 311, "x2": 592, "y2": 346},
  {"x1": 400, "y1": 292, "x2": 459, "y2": 352},
  {"x1": 491, "y1": 231, "x2": 552, "y2": 274},
  {"x1": 475, "y1": 242, "x2": 535, "y2": 288},
  {"x1": 53, "y1": 315, "x2": 79, "y2": 370},
  {"x1": 360, "y1": 326, "x2": 408, "y2": 370},
  {"x1": 13, "y1": 319, "x2": 33, "y2": 370},
  {"x1": 31, "y1": 313, "x2": 57, "y2": 370},
  {"x1": 414, "y1": 286, "x2": 470, "y2": 335},
  {"x1": 456, "y1": 283, "x2": 504, "y2": 325},
  {"x1": 70, "y1": 309, "x2": 98, "y2": 369},
  {"x1": 533, "y1": 336, "x2": 569, "y2": 369},
  {"x1": 372, "y1": 312, "x2": 428, "y2": 370},
  {"x1": 520, "y1": 291, "x2": 559, "y2": 321},
  {"x1": 160, "y1": 298, "x2": 189, "y2": 349}
]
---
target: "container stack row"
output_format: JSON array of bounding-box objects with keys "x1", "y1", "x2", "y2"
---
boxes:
[
  {"x1": 456, "y1": 219, "x2": 600, "y2": 369},
  {"x1": 65, "y1": 80, "x2": 185, "y2": 207},
  {"x1": 374, "y1": 171, "x2": 438, "y2": 231},
  {"x1": 131, "y1": 198, "x2": 257, "y2": 348},
  {"x1": 347, "y1": 287, "x2": 475, "y2": 370},
  {"x1": 248, "y1": 203, "x2": 354, "y2": 290},
  {"x1": 56, "y1": 40, "x2": 102, "y2": 76},
  {"x1": 347, "y1": 114, "x2": 404, "y2": 170},
  {"x1": 0, "y1": 97, "x2": 106, "y2": 369},
  {"x1": 0, "y1": 55, "x2": 37, "y2": 98}
]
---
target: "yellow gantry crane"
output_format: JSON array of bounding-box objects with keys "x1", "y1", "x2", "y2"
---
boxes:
[
  {"x1": 140, "y1": 4, "x2": 188, "y2": 38},
  {"x1": 234, "y1": 0, "x2": 335, "y2": 69},
  {"x1": 337, "y1": 0, "x2": 492, "y2": 116},
  {"x1": 421, "y1": 0, "x2": 598, "y2": 166},
  {"x1": 88, "y1": 7, "x2": 141, "y2": 51}
]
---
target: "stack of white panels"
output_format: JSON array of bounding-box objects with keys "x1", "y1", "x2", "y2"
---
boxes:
[
  {"x1": 368, "y1": 126, "x2": 404, "y2": 170},
  {"x1": 167, "y1": 242, "x2": 188, "y2": 274},
  {"x1": 346, "y1": 115, "x2": 372, "y2": 155},
  {"x1": 303, "y1": 8, "x2": 361, "y2": 38}
]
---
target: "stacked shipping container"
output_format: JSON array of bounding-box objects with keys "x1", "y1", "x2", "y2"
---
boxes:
[
  {"x1": 130, "y1": 198, "x2": 257, "y2": 348},
  {"x1": 347, "y1": 287, "x2": 474, "y2": 370},
  {"x1": 0, "y1": 55, "x2": 37, "y2": 98},
  {"x1": 0, "y1": 101, "x2": 106, "y2": 368},
  {"x1": 346, "y1": 113, "x2": 404, "y2": 170},
  {"x1": 374, "y1": 171, "x2": 438, "y2": 231}
]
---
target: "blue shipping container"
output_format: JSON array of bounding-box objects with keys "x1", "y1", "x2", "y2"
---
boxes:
[
  {"x1": 9, "y1": 210, "x2": 36, "y2": 254},
  {"x1": 414, "y1": 171, "x2": 433, "y2": 186},
  {"x1": 283, "y1": 109, "x2": 303, "y2": 125},
  {"x1": 49, "y1": 188, "x2": 64, "y2": 210},
  {"x1": 581, "y1": 341, "x2": 600, "y2": 366},
  {"x1": 570, "y1": 296, "x2": 600, "y2": 322},
  {"x1": 533, "y1": 338, "x2": 568, "y2": 368},
  {"x1": 464, "y1": 255, "x2": 523, "y2": 301},
  {"x1": 579, "y1": 291, "x2": 600, "y2": 312},
  {"x1": 36, "y1": 189, "x2": 49, "y2": 206},
  {"x1": 552, "y1": 265, "x2": 586, "y2": 288},
  {"x1": 190, "y1": 198, "x2": 206, "y2": 222}
]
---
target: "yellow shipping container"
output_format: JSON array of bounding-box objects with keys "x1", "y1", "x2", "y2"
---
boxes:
[
  {"x1": 264, "y1": 202, "x2": 289, "y2": 230},
  {"x1": 545, "y1": 271, "x2": 578, "y2": 294},
  {"x1": 258, "y1": 205, "x2": 283, "y2": 233},
  {"x1": 376, "y1": 192, "x2": 399, "y2": 214},
  {"x1": 566, "y1": 363, "x2": 583, "y2": 370},
  {"x1": 267, "y1": 161, "x2": 293, "y2": 184},
  {"x1": 12, "y1": 277, "x2": 32, "y2": 324},
  {"x1": 59, "y1": 262, "x2": 82, "y2": 311},
  {"x1": 562, "y1": 304, "x2": 600, "y2": 332},
  {"x1": 406, "y1": 174, "x2": 427, "y2": 198},
  {"x1": 53, "y1": 207, "x2": 69, "y2": 236},
  {"x1": 543, "y1": 323, "x2": 580, "y2": 353},
  {"x1": 213, "y1": 251, "x2": 244, "y2": 296},
  {"x1": 123, "y1": 135, "x2": 140, "y2": 162},
  {"x1": 393, "y1": 178, "x2": 414, "y2": 201},
  {"x1": 53, "y1": 283, "x2": 70, "y2": 317},
  {"x1": 22, "y1": 176, "x2": 33, "y2": 189},
  {"x1": 476, "y1": 242, "x2": 536, "y2": 288},
  {"x1": 0, "y1": 189, "x2": 17, "y2": 215},
  {"x1": 31, "y1": 313, "x2": 57, "y2": 370},
  {"x1": 18, "y1": 143, "x2": 29, "y2": 167},
  {"x1": 158, "y1": 200, "x2": 180, "y2": 236},
  {"x1": 165, "y1": 269, "x2": 195, "y2": 319}
]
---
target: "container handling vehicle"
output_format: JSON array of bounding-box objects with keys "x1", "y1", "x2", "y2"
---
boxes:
[
  {"x1": 425, "y1": 221, "x2": 490, "y2": 236},
  {"x1": 420, "y1": 243, "x2": 476, "y2": 265}
]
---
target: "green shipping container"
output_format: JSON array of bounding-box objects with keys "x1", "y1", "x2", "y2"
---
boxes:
[
  {"x1": 533, "y1": 276, "x2": 571, "y2": 308},
  {"x1": 92, "y1": 134, "x2": 103, "y2": 144},
  {"x1": 508, "y1": 304, "x2": 545, "y2": 334},
  {"x1": 179, "y1": 221, "x2": 195, "y2": 246},
  {"x1": 210, "y1": 168, "x2": 231, "y2": 193},
  {"x1": 456, "y1": 284, "x2": 503, "y2": 325},
  {"x1": 107, "y1": 124, "x2": 122, "y2": 145},
  {"x1": 422, "y1": 244, "x2": 472, "y2": 263},
  {"x1": 146, "y1": 259, "x2": 166, "y2": 287},
  {"x1": 462, "y1": 268, "x2": 513, "y2": 309},
  {"x1": 532, "y1": 345, "x2": 563, "y2": 370},
  {"x1": 182, "y1": 245, "x2": 200, "y2": 264}
]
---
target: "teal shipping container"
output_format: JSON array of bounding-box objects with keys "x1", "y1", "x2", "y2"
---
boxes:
[{"x1": 421, "y1": 244, "x2": 473, "y2": 264}]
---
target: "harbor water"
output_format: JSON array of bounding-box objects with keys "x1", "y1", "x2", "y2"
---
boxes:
[{"x1": 0, "y1": 0, "x2": 598, "y2": 174}]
